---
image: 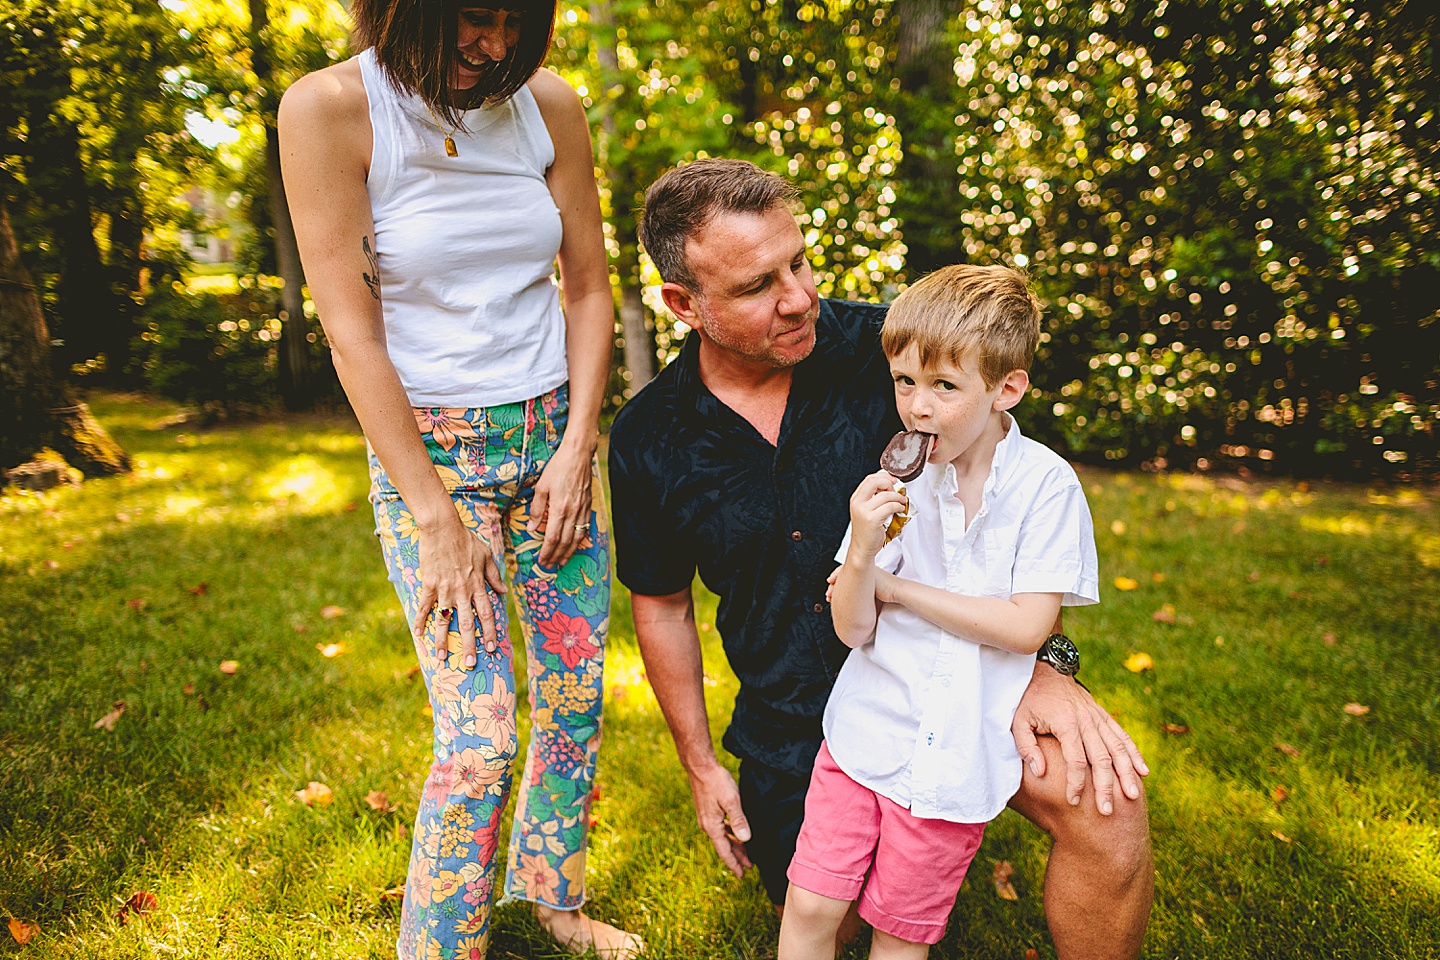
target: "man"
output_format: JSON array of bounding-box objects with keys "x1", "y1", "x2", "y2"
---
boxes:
[{"x1": 608, "y1": 159, "x2": 1153, "y2": 958}]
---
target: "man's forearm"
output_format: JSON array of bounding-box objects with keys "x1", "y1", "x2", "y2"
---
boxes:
[{"x1": 632, "y1": 590, "x2": 724, "y2": 775}]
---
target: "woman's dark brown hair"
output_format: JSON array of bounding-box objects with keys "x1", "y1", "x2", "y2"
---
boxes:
[{"x1": 352, "y1": 0, "x2": 557, "y2": 126}]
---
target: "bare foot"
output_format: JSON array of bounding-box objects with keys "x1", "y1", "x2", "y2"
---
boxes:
[{"x1": 536, "y1": 904, "x2": 644, "y2": 959}]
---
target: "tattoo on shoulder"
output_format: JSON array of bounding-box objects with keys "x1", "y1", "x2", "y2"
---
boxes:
[{"x1": 362, "y1": 236, "x2": 381, "y2": 300}]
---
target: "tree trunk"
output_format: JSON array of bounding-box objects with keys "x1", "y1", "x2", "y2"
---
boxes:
[
  {"x1": 20, "y1": 11, "x2": 124, "y2": 375},
  {"x1": 890, "y1": 0, "x2": 964, "y2": 279},
  {"x1": 250, "y1": 0, "x2": 312, "y2": 410},
  {"x1": 589, "y1": 0, "x2": 656, "y2": 392},
  {"x1": 0, "y1": 198, "x2": 129, "y2": 476}
]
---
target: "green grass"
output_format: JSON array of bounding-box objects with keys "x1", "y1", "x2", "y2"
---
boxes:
[{"x1": 1, "y1": 393, "x2": 1437, "y2": 958}]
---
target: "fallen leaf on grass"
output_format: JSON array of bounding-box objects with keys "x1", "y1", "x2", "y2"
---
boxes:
[
  {"x1": 379, "y1": 886, "x2": 405, "y2": 902},
  {"x1": 219, "y1": 660, "x2": 239, "y2": 675},
  {"x1": 1025, "y1": 951, "x2": 1040, "y2": 960},
  {"x1": 316, "y1": 643, "x2": 346, "y2": 659},
  {"x1": 1275, "y1": 742, "x2": 1301, "y2": 759},
  {"x1": 295, "y1": 781, "x2": 334, "y2": 807},
  {"x1": 1232, "y1": 520, "x2": 1247, "y2": 534},
  {"x1": 126, "y1": 598, "x2": 148, "y2": 611},
  {"x1": 115, "y1": 891, "x2": 157, "y2": 925},
  {"x1": 1151, "y1": 604, "x2": 1177, "y2": 624},
  {"x1": 1322, "y1": 632, "x2": 1337, "y2": 647},
  {"x1": 180, "y1": 683, "x2": 195, "y2": 696},
  {"x1": 992, "y1": 860, "x2": 1019, "y2": 901},
  {"x1": 7, "y1": 918, "x2": 37, "y2": 944},
  {"x1": 1272, "y1": 830, "x2": 1293, "y2": 843},
  {"x1": 43, "y1": 559, "x2": 59, "y2": 570},
  {"x1": 393, "y1": 822, "x2": 408, "y2": 841},
  {"x1": 1271, "y1": 785, "x2": 1290, "y2": 807},
  {"x1": 92, "y1": 701, "x2": 126, "y2": 731},
  {"x1": 1110, "y1": 520, "x2": 1127, "y2": 536},
  {"x1": 343, "y1": 501, "x2": 359, "y2": 513},
  {"x1": 1161, "y1": 723, "x2": 1189, "y2": 735},
  {"x1": 406, "y1": 664, "x2": 422, "y2": 680},
  {"x1": 1113, "y1": 577, "x2": 1139, "y2": 591},
  {"x1": 1151, "y1": 572, "x2": 1166, "y2": 583},
  {"x1": 293, "y1": 623, "x2": 308, "y2": 634},
  {"x1": 365, "y1": 790, "x2": 397, "y2": 813},
  {"x1": 1247, "y1": 570, "x2": 1261, "y2": 582},
  {"x1": 188, "y1": 583, "x2": 209, "y2": 595},
  {"x1": 1343, "y1": 703, "x2": 1371, "y2": 716},
  {"x1": 320, "y1": 605, "x2": 347, "y2": 620},
  {"x1": 1124, "y1": 652, "x2": 1154, "y2": 673}
]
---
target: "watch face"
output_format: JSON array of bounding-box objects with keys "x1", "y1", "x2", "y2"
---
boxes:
[{"x1": 1042, "y1": 634, "x2": 1080, "y2": 674}]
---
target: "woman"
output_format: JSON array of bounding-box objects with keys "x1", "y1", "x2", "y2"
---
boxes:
[{"x1": 278, "y1": 2, "x2": 640, "y2": 957}]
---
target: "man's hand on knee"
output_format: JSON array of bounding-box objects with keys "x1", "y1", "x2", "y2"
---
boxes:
[
  {"x1": 1011, "y1": 667, "x2": 1149, "y2": 816},
  {"x1": 687, "y1": 762, "x2": 753, "y2": 878}
]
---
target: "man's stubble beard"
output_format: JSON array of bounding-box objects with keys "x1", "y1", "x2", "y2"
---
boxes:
[{"x1": 694, "y1": 298, "x2": 819, "y2": 370}]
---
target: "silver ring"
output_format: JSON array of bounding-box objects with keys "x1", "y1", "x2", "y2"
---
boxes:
[{"x1": 574, "y1": 523, "x2": 590, "y2": 532}]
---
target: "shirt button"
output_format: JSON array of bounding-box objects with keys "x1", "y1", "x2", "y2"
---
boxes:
[
  {"x1": 791, "y1": 530, "x2": 803, "y2": 541},
  {"x1": 813, "y1": 603, "x2": 825, "y2": 613}
]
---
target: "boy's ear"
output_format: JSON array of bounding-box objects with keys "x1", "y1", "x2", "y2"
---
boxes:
[
  {"x1": 659, "y1": 282, "x2": 703, "y2": 330},
  {"x1": 993, "y1": 369, "x2": 1029, "y2": 412}
]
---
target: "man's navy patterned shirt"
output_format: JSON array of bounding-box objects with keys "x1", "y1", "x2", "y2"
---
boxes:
[{"x1": 608, "y1": 299, "x2": 902, "y2": 776}]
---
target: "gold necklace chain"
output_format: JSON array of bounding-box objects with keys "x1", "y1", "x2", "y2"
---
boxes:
[{"x1": 422, "y1": 101, "x2": 460, "y2": 157}]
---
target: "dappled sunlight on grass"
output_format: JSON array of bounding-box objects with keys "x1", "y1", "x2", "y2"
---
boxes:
[
  {"x1": 256, "y1": 455, "x2": 350, "y2": 513},
  {"x1": 3, "y1": 402, "x2": 1437, "y2": 958}
]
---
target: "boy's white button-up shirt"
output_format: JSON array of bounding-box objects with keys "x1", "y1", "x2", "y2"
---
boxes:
[{"x1": 824, "y1": 416, "x2": 1100, "y2": 823}]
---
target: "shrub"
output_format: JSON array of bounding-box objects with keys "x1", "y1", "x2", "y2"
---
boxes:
[{"x1": 132, "y1": 280, "x2": 279, "y2": 416}]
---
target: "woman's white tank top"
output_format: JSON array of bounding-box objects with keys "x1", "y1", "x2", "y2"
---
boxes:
[{"x1": 358, "y1": 49, "x2": 568, "y2": 408}]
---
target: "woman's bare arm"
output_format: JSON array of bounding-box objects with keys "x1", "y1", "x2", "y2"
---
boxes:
[
  {"x1": 529, "y1": 68, "x2": 614, "y2": 568},
  {"x1": 279, "y1": 62, "x2": 504, "y2": 666}
]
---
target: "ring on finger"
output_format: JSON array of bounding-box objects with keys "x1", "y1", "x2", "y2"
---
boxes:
[
  {"x1": 438, "y1": 605, "x2": 455, "y2": 619},
  {"x1": 573, "y1": 522, "x2": 589, "y2": 532}
]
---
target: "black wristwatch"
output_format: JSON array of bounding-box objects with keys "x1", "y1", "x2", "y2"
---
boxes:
[{"x1": 1037, "y1": 633, "x2": 1080, "y2": 677}]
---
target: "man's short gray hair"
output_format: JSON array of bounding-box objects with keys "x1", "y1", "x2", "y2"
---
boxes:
[{"x1": 639, "y1": 159, "x2": 798, "y2": 292}]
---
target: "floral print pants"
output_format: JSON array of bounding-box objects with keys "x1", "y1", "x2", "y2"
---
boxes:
[{"x1": 368, "y1": 385, "x2": 609, "y2": 960}]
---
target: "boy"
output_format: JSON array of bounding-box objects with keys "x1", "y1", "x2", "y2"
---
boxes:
[{"x1": 777, "y1": 264, "x2": 1100, "y2": 959}]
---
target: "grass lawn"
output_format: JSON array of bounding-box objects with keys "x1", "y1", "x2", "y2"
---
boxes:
[{"x1": 1, "y1": 393, "x2": 1437, "y2": 958}]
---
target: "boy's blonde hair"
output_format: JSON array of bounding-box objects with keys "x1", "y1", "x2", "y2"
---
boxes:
[{"x1": 881, "y1": 264, "x2": 1042, "y2": 388}]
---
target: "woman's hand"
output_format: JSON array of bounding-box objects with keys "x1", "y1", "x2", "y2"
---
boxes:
[
  {"x1": 531, "y1": 438, "x2": 596, "y2": 569},
  {"x1": 411, "y1": 512, "x2": 507, "y2": 668}
]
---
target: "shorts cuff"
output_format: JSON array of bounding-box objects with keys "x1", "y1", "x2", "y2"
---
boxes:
[
  {"x1": 857, "y1": 896, "x2": 947, "y2": 945},
  {"x1": 786, "y1": 857, "x2": 864, "y2": 903}
]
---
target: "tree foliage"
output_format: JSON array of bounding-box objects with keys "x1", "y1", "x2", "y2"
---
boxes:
[{"x1": 3, "y1": 0, "x2": 1432, "y2": 475}]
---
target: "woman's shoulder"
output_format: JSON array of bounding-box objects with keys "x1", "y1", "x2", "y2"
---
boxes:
[
  {"x1": 280, "y1": 58, "x2": 369, "y2": 132},
  {"x1": 279, "y1": 58, "x2": 371, "y2": 169},
  {"x1": 525, "y1": 67, "x2": 581, "y2": 110},
  {"x1": 526, "y1": 68, "x2": 585, "y2": 127}
]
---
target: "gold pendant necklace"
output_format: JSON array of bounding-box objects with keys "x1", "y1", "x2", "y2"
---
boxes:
[{"x1": 423, "y1": 102, "x2": 460, "y2": 157}]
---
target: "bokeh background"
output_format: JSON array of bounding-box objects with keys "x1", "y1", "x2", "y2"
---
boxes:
[{"x1": 1, "y1": 0, "x2": 1435, "y2": 476}]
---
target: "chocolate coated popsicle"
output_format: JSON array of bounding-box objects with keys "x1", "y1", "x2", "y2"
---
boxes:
[
  {"x1": 880, "y1": 430, "x2": 933, "y2": 482},
  {"x1": 880, "y1": 430, "x2": 933, "y2": 543}
]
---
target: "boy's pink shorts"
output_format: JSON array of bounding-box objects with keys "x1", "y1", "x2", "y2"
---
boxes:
[{"x1": 787, "y1": 741, "x2": 986, "y2": 945}]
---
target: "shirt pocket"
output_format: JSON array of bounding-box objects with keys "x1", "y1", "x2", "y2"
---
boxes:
[{"x1": 981, "y1": 525, "x2": 1021, "y2": 596}]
